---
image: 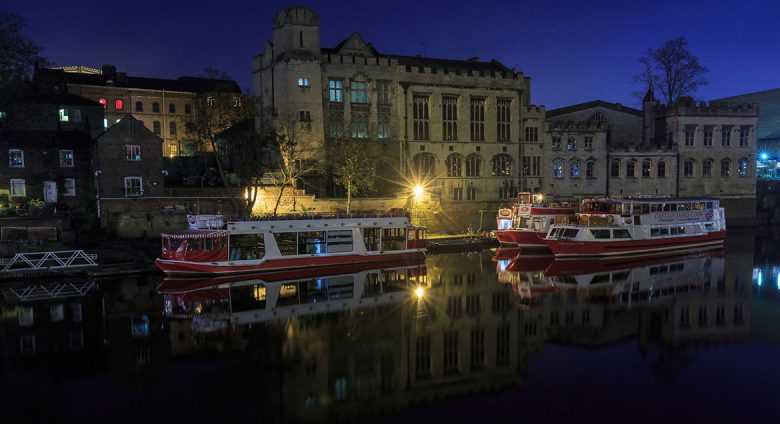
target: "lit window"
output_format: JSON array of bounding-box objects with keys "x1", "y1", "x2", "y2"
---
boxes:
[
  {"x1": 59, "y1": 108, "x2": 69, "y2": 122},
  {"x1": 297, "y1": 77, "x2": 310, "y2": 87},
  {"x1": 59, "y1": 150, "x2": 74, "y2": 167},
  {"x1": 232, "y1": 97, "x2": 241, "y2": 107},
  {"x1": 99, "y1": 98, "x2": 107, "y2": 109},
  {"x1": 115, "y1": 99, "x2": 123, "y2": 110},
  {"x1": 553, "y1": 161, "x2": 563, "y2": 178},
  {"x1": 328, "y1": 79, "x2": 343, "y2": 102},
  {"x1": 570, "y1": 161, "x2": 580, "y2": 178},
  {"x1": 350, "y1": 81, "x2": 369, "y2": 104},
  {"x1": 103, "y1": 118, "x2": 108, "y2": 129},
  {"x1": 64, "y1": 178, "x2": 76, "y2": 196},
  {"x1": 124, "y1": 177, "x2": 143, "y2": 197},
  {"x1": 0, "y1": 111, "x2": 6, "y2": 119},
  {"x1": 169, "y1": 144, "x2": 178, "y2": 156},
  {"x1": 10, "y1": 179, "x2": 26, "y2": 197},
  {"x1": 738, "y1": 158, "x2": 748, "y2": 176},
  {"x1": 124, "y1": 145, "x2": 141, "y2": 161},
  {"x1": 9, "y1": 149, "x2": 24, "y2": 167}
]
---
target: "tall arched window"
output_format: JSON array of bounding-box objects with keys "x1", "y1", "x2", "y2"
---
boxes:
[
  {"x1": 738, "y1": 158, "x2": 749, "y2": 176},
  {"x1": 465, "y1": 153, "x2": 481, "y2": 177},
  {"x1": 553, "y1": 160, "x2": 563, "y2": 178},
  {"x1": 445, "y1": 154, "x2": 462, "y2": 177},
  {"x1": 610, "y1": 159, "x2": 620, "y2": 177},
  {"x1": 586, "y1": 161, "x2": 596, "y2": 178},
  {"x1": 626, "y1": 160, "x2": 636, "y2": 178},
  {"x1": 703, "y1": 159, "x2": 713, "y2": 177},
  {"x1": 642, "y1": 159, "x2": 652, "y2": 177},
  {"x1": 570, "y1": 161, "x2": 580, "y2": 178},
  {"x1": 412, "y1": 153, "x2": 436, "y2": 179},
  {"x1": 491, "y1": 154, "x2": 512, "y2": 176},
  {"x1": 721, "y1": 158, "x2": 731, "y2": 177},
  {"x1": 684, "y1": 158, "x2": 694, "y2": 177}
]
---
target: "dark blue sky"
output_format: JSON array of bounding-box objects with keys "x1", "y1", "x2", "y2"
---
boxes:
[{"x1": 7, "y1": 0, "x2": 779, "y2": 109}]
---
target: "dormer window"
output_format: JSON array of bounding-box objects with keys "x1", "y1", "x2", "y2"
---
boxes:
[{"x1": 297, "y1": 77, "x2": 310, "y2": 88}]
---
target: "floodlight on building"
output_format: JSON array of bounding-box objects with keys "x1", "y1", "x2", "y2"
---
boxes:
[{"x1": 760, "y1": 152, "x2": 769, "y2": 161}]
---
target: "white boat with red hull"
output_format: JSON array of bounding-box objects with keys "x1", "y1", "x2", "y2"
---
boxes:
[
  {"x1": 155, "y1": 212, "x2": 426, "y2": 276},
  {"x1": 544, "y1": 197, "x2": 726, "y2": 257},
  {"x1": 494, "y1": 193, "x2": 576, "y2": 249}
]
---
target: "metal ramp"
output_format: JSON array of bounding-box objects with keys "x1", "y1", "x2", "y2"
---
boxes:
[{"x1": 0, "y1": 250, "x2": 98, "y2": 273}]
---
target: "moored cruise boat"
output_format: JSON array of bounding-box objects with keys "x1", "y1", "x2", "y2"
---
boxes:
[
  {"x1": 155, "y1": 212, "x2": 426, "y2": 276},
  {"x1": 544, "y1": 197, "x2": 726, "y2": 257},
  {"x1": 494, "y1": 192, "x2": 576, "y2": 249}
]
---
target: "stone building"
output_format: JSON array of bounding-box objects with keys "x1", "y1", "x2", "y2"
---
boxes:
[
  {"x1": 35, "y1": 65, "x2": 242, "y2": 157},
  {"x1": 253, "y1": 7, "x2": 533, "y2": 229}
]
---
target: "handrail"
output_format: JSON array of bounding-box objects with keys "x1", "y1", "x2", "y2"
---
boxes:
[
  {"x1": 0, "y1": 250, "x2": 98, "y2": 272},
  {"x1": 228, "y1": 211, "x2": 411, "y2": 222}
]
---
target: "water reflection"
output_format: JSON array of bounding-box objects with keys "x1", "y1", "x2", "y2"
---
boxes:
[{"x1": 0, "y1": 230, "x2": 772, "y2": 422}]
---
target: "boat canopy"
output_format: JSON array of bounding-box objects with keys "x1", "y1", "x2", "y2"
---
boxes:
[{"x1": 161, "y1": 230, "x2": 230, "y2": 262}]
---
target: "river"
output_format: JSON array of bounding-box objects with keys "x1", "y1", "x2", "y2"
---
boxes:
[{"x1": 2, "y1": 228, "x2": 779, "y2": 423}]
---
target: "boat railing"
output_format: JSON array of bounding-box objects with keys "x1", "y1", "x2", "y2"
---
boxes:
[{"x1": 228, "y1": 211, "x2": 412, "y2": 222}]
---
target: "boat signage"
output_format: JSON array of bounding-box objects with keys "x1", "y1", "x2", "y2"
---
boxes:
[{"x1": 653, "y1": 210, "x2": 705, "y2": 223}]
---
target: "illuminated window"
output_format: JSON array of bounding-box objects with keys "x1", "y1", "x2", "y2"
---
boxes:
[
  {"x1": 570, "y1": 161, "x2": 580, "y2": 178},
  {"x1": 124, "y1": 177, "x2": 143, "y2": 197},
  {"x1": 59, "y1": 108, "x2": 69, "y2": 122},
  {"x1": 59, "y1": 150, "x2": 74, "y2": 167},
  {"x1": 328, "y1": 79, "x2": 343, "y2": 102},
  {"x1": 64, "y1": 178, "x2": 75, "y2": 196},
  {"x1": 103, "y1": 118, "x2": 108, "y2": 129},
  {"x1": 9, "y1": 149, "x2": 24, "y2": 167},
  {"x1": 297, "y1": 77, "x2": 310, "y2": 87},
  {"x1": 232, "y1": 97, "x2": 241, "y2": 107},
  {"x1": 350, "y1": 81, "x2": 369, "y2": 104},
  {"x1": 553, "y1": 160, "x2": 563, "y2": 178},
  {"x1": 738, "y1": 158, "x2": 748, "y2": 176},
  {"x1": 169, "y1": 144, "x2": 178, "y2": 156},
  {"x1": 115, "y1": 99, "x2": 123, "y2": 110},
  {"x1": 99, "y1": 98, "x2": 107, "y2": 109},
  {"x1": 124, "y1": 145, "x2": 141, "y2": 161},
  {"x1": 10, "y1": 179, "x2": 26, "y2": 197}
]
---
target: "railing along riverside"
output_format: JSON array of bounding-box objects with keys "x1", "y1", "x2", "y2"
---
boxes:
[{"x1": 0, "y1": 250, "x2": 98, "y2": 272}]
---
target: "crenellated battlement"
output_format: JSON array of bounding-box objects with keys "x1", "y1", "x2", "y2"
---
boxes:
[
  {"x1": 525, "y1": 105, "x2": 546, "y2": 118},
  {"x1": 658, "y1": 96, "x2": 759, "y2": 117}
]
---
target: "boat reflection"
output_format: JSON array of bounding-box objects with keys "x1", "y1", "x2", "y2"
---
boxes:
[{"x1": 158, "y1": 258, "x2": 427, "y2": 327}]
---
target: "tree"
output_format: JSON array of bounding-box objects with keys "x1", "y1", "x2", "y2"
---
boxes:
[
  {"x1": 635, "y1": 37, "x2": 708, "y2": 105},
  {"x1": 265, "y1": 110, "x2": 321, "y2": 216},
  {"x1": 328, "y1": 138, "x2": 376, "y2": 214},
  {"x1": 0, "y1": 10, "x2": 49, "y2": 86}
]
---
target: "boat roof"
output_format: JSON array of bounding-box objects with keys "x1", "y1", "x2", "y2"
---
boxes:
[
  {"x1": 583, "y1": 196, "x2": 721, "y2": 204},
  {"x1": 161, "y1": 230, "x2": 229, "y2": 239}
]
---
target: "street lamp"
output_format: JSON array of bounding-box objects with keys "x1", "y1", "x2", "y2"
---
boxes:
[
  {"x1": 413, "y1": 185, "x2": 424, "y2": 199},
  {"x1": 760, "y1": 152, "x2": 769, "y2": 161}
]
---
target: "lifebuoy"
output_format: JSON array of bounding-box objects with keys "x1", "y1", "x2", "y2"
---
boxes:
[{"x1": 499, "y1": 208, "x2": 512, "y2": 217}]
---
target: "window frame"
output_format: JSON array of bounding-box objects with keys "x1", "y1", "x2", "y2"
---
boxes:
[
  {"x1": 59, "y1": 149, "x2": 74, "y2": 167},
  {"x1": 10, "y1": 178, "x2": 26, "y2": 197},
  {"x1": 124, "y1": 145, "x2": 142, "y2": 161},
  {"x1": 9, "y1": 149, "x2": 24, "y2": 168},
  {"x1": 124, "y1": 176, "x2": 143, "y2": 197},
  {"x1": 64, "y1": 178, "x2": 76, "y2": 197}
]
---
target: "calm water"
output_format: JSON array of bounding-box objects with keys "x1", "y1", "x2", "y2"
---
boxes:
[{"x1": 2, "y1": 228, "x2": 780, "y2": 423}]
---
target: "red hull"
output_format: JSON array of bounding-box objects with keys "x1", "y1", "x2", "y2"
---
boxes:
[
  {"x1": 494, "y1": 229, "x2": 547, "y2": 248},
  {"x1": 545, "y1": 231, "x2": 727, "y2": 257},
  {"x1": 155, "y1": 250, "x2": 425, "y2": 276}
]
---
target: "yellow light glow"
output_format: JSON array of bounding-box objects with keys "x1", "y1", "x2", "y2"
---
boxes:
[
  {"x1": 415, "y1": 287, "x2": 424, "y2": 299},
  {"x1": 413, "y1": 185, "x2": 424, "y2": 199}
]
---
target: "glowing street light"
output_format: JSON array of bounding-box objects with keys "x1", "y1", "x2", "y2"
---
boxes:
[
  {"x1": 413, "y1": 185, "x2": 424, "y2": 199},
  {"x1": 760, "y1": 152, "x2": 769, "y2": 161}
]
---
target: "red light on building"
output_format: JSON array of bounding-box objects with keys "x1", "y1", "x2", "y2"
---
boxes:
[
  {"x1": 115, "y1": 99, "x2": 123, "y2": 110},
  {"x1": 99, "y1": 98, "x2": 107, "y2": 108}
]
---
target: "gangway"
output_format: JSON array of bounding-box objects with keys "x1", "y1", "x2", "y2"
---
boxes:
[{"x1": 0, "y1": 250, "x2": 98, "y2": 273}]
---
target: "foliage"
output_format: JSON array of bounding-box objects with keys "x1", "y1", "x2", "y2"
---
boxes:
[
  {"x1": 634, "y1": 37, "x2": 708, "y2": 105},
  {"x1": 327, "y1": 137, "x2": 376, "y2": 214},
  {"x1": 0, "y1": 10, "x2": 49, "y2": 85}
]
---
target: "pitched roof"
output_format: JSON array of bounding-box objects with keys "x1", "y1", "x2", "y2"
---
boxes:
[
  {"x1": 96, "y1": 114, "x2": 162, "y2": 142},
  {"x1": 546, "y1": 100, "x2": 643, "y2": 118}
]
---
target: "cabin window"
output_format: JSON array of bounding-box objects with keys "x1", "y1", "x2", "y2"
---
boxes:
[
  {"x1": 273, "y1": 232, "x2": 298, "y2": 256},
  {"x1": 382, "y1": 228, "x2": 407, "y2": 251},
  {"x1": 362, "y1": 228, "x2": 381, "y2": 251},
  {"x1": 620, "y1": 203, "x2": 631, "y2": 216},
  {"x1": 662, "y1": 203, "x2": 677, "y2": 212},
  {"x1": 706, "y1": 202, "x2": 713, "y2": 209},
  {"x1": 231, "y1": 284, "x2": 267, "y2": 312},
  {"x1": 670, "y1": 226, "x2": 685, "y2": 235},
  {"x1": 705, "y1": 223, "x2": 715, "y2": 231},
  {"x1": 693, "y1": 202, "x2": 705, "y2": 210},
  {"x1": 687, "y1": 225, "x2": 702, "y2": 234},
  {"x1": 561, "y1": 229, "x2": 579, "y2": 238},
  {"x1": 590, "y1": 229, "x2": 611, "y2": 239},
  {"x1": 641, "y1": 204, "x2": 650, "y2": 214},
  {"x1": 651, "y1": 228, "x2": 660, "y2": 237},
  {"x1": 612, "y1": 229, "x2": 631, "y2": 239},
  {"x1": 299, "y1": 231, "x2": 326, "y2": 254},
  {"x1": 327, "y1": 230, "x2": 353, "y2": 253},
  {"x1": 677, "y1": 203, "x2": 690, "y2": 211},
  {"x1": 660, "y1": 228, "x2": 669, "y2": 236},
  {"x1": 229, "y1": 234, "x2": 265, "y2": 260},
  {"x1": 650, "y1": 204, "x2": 659, "y2": 212}
]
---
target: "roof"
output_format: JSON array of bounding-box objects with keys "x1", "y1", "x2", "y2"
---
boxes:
[
  {"x1": 37, "y1": 68, "x2": 241, "y2": 94},
  {"x1": 584, "y1": 196, "x2": 721, "y2": 204},
  {"x1": 546, "y1": 100, "x2": 643, "y2": 118},
  {"x1": 0, "y1": 129, "x2": 93, "y2": 147},
  {"x1": 321, "y1": 33, "x2": 517, "y2": 75},
  {"x1": 96, "y1": 114, "x2": 162, "y2": 142}
]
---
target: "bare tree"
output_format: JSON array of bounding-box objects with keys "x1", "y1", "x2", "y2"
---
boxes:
[
  {"x1": 327, "y1": 137, "x2": 376, "y2": 214},
  {"x1": 0, "y1": 10, "x2": 49, "y2": 85},
  {"x1": 635, "y1": 37, "x2": 708, "y2": 105},
  {"x1": 265, "y1": 110, "x2": 321, "y2": 216}
]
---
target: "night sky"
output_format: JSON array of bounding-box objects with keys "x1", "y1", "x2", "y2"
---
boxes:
[{"x1": 6, "y1": 0, "x2": 779, "y2": 109}]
